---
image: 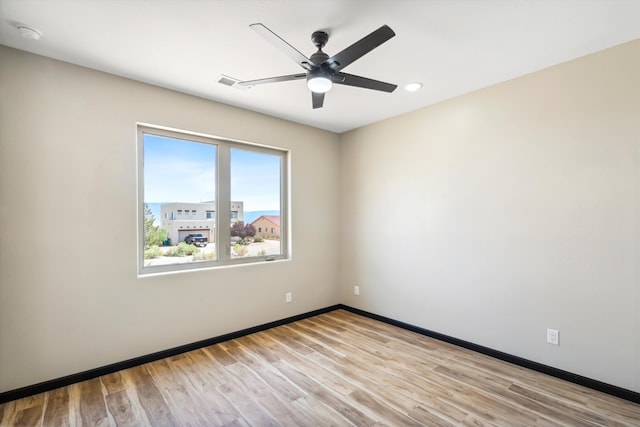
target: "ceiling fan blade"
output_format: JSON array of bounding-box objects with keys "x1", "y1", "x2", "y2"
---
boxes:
[
  {"x1": 325, "y1": 25, "x2": 395, "y2": 72},
  {"x1": 333, "y1": 72, "x2": 397, "y2": 93},
  {"x1": 250, "y1": 23, "x2": 314, "y2": 71},
  {"x1": 312, "y1": 92, "x2": 325, "y2": 109},
  {"x1": 238, "y1": 73, "x2": 307, "y2": 87}
]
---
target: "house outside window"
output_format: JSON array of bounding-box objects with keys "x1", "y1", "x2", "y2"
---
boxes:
[{"x1": 250, "y1": 215, "x2": 281, "y2": 240}]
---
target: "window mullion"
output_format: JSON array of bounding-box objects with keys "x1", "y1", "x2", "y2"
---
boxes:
[{"x1": 217, "y1": 144, "x2": 231, "y2": 261}]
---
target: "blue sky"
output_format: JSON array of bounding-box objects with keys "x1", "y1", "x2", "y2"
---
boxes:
[{"x1": 144, "y1": 134, "x2": 281, "y2": 211}]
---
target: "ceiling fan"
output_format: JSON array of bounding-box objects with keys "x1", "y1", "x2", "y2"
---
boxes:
[{"x1": 238, "y1": 23, "x2": 397, "y2": 109}]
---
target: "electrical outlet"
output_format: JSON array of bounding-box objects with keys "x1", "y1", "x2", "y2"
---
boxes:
[
  {"x1": 547, "y1": 328, "x2": 559, "y2": 345},
  {"x1": 285, "y1": 292, "x2": 292, "y2": 303},
  {"x1": 354, "y1": 286, "x2": 360, "y2": 296}
]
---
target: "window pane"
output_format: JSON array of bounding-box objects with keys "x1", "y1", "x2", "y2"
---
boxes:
[
  {"x1": 143, "y1": 133, "x2": 217, "y2": 266},
  {"x1": 230, "y1": 148, "x2": 281, "y2": 259}
]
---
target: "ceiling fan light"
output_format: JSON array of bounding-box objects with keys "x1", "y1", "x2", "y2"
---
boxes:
[{"x1": 307, "y1": 76, "x2": 333, "y2": 93}]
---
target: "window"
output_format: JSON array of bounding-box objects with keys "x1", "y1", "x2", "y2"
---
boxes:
[
  {"x1": 230, "y1": 149, "x2": 282, "y2": 259},
  {"x1": 138, "y1": 125, "x2": 288, "y2": 274}
]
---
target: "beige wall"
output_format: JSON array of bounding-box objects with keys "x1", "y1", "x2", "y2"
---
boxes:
[
  {"x1": 0, "y1": 46, "x2": 340, "y2": 392},
  {"x1": 339, "y1": 39, "x2": 640, "y2": 393}
]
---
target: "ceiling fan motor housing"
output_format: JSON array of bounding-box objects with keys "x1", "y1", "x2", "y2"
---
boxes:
[{"x1": 310, "y1": 51, "x2": 330, "y2": 66}]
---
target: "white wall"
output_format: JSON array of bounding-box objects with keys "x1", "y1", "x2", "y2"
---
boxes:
[
  {"x1": 339, "y1": 40, "x2": 640, "y2": 393},
  {"x1": 0, "y1": 46, "x2": 341, "y2": 392}
]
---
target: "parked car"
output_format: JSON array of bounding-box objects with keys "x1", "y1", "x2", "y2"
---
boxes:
[{"x1": 184, "y1": 233, "x2": 207, "y2": 247}]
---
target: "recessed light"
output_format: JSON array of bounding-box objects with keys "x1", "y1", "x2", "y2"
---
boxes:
[
  {"x1": 404, "y1": 82, "x2": 423, "y2": 92},
  {"x1": 18, "y1": 26, "x2": 42, "y2": 41}
]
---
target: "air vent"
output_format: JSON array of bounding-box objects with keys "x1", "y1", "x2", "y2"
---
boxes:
[{"x1": 217, "y1": 75, "x2": 251, "y2": 91}]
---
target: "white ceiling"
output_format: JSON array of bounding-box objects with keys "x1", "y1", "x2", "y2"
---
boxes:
[{"x1": 1, "y1": 0, "x2": 639, "y2": 133}]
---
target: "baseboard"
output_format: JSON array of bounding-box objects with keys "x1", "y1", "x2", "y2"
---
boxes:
[
  {"x1": 3, "y1": 303, "x2": 638, "y2": 406},
  {"x1": 0, "y1": 304, "x2": 341, "y2": 404},
  {"x1": 338, "y1": 304, "x2": 640, "y2": 405}
]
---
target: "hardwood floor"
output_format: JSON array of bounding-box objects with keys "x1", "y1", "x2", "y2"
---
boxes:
[{"x1": 1, "y1": 309, "x2": 639, "y2": 426}]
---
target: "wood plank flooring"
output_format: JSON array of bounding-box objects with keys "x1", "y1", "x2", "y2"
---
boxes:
[{"x1": 1, "y1": 309, "x2": 639, "y2": 426}]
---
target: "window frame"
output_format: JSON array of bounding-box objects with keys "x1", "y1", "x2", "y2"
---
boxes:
[{"x1": 137, "y1": 124, "x2": 289, "y2": 275}]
